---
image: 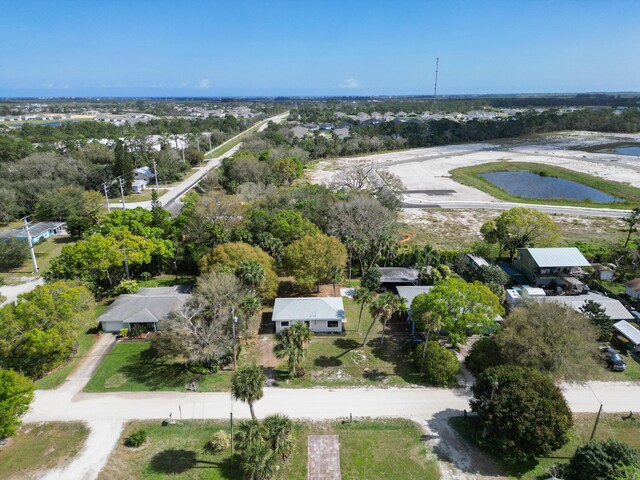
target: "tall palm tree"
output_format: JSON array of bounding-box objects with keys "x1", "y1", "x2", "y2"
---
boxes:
[
  {"x1": 231, "y1": 364, "x2": 266, "y2": 420},
  {"x1": 352, "y1": 287, "x2": 374, "y2": 334},
  {"x1": 263, "y1": 414, "x2": 294, "y2": 460},
  {"x1": 328, "y1": 265, "x2": 344, "y2": 296},
  {"x1": 239, "y1": 293, "x2": 262, "y2": 344},
  {"x1": 622, "y1": 208, "x2": 640, "y2": 248},
  {"x1": 418, "y1": 312, "x2": 444, "y2": 372},
  {"x1": 273, "y1": 322, "x2": 313, "y2": 378},
  {"x1": 237, "y1": 260, "x2": 266, "y2": 290},
  {"x1": 364, "y1": 291, "x2": 402, "y2": 347}
]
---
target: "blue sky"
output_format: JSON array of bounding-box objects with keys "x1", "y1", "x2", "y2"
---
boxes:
[{"x1": 0, "y1": 0, "x2": 638, "y2": 97}]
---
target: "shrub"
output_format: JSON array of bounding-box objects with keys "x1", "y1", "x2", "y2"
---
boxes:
[
  {"x1": 204, "y1": 430, "x2": 230, "y2": 453},
  {"x1": 413, "y1": 341, "x2": 460, "y2": 387},
  {"x1": 470, "y1": 365, "x2": 572, "y2": 461},
  {"x1": 124, "y1": 429, "x2": 147, "y2": 448},
  {"x1": 114, "y1": 279, "x2": 139, "y2": 295},
  {"x1": 118, "y1": 328, "x2": 129, "y2": 337},
  {"x1": 465, "y1": 337, "x2": 503, "y2": 375},
  {"x1": 565, "y1": 439, "x2": 640, "y2": 480}
]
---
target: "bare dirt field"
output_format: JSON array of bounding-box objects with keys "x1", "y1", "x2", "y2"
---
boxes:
[{"x1": 308, "y1": 131, "x2": 640, "y2": 208}]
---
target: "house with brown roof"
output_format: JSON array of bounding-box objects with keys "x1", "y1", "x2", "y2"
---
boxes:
[{"x1": 625, "y1": 278, "x2": 640, "y2": 300}]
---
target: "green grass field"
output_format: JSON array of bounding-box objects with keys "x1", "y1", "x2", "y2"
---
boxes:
[
  {"x1": 449, "y1": 161, "x2": 640, "y2": 209},
  {"x1": 0, "y1": 235, "x2": 74, "y2": 285},
  {"x1": 136, "y1": 274, "x2": 196, "y2": 289},
  {"x1": 450, "y1": 412, "x2": 640, "y2": 479},
  {"x1": 99, "y1": 418, "x2": 439, "y2": 480},
  {"x1": 204, "y1": 118, "x2": 272, "y2": 160},
  {"x1": 0, "y1": 422, "x2": 89, "y2": 479},
  {"x1": 83, "y1": 341, "x2": 233, "y2": 393}
]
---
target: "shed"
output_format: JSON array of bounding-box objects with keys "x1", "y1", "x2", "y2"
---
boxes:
[
  {"x1": 99, "y1": 286, "x2": 190, "y2": 333},
  {"x1": 591, "y1": 263, "x2": 614, "y2": 281},
  {"x1": 272, "y1": 297, "x2": 345, "y2": 333},
  {"x1": 625, "y1": 278, "x2": 640, "y2": 300},
  {"x1": 131, "y1": 179, "x2": 147, "y2": 194}
]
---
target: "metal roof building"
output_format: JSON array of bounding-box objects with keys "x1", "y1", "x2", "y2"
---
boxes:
[
  {"x1": 378, "y1": 267, "x2": 419, "y2": 285},
  {"x1": 396, "y1": 286, "x2": 433, "y2": 309},
  {"x1": 520, "y1": 248, "x2": 590, "y2": 268},
  {"x1": 613, "y1": 320, "x2": 640, "y2": 346},
  {"x1": 543, "y1": 293, "x2": 634, "y2": 321}
]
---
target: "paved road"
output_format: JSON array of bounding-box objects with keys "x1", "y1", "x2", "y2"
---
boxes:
[
  {"x1": 112, "y1": 111, "x2": 289, "y2": 214},
  {"x1": 0, "y1": 277, "x2": 44, "y2": 306}
]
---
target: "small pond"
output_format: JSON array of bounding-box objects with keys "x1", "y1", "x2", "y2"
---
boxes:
[
  {"x1": 478, "y1": 171, "x2": 622, "y2": 203},
  {"x1": 610, "y1": 146, "x2": 640, "y2": 156}
]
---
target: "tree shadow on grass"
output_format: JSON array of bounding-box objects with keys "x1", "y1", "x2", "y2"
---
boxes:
[
  {"x1": 149, "y1": 449, "x2": 229, "y2": 475},
  {"x1": 119, "y1": 349, "x2": 192, "y2": 390},
  {"x1": 314, "y1": 355, "x2": 343, "y2": 367}
]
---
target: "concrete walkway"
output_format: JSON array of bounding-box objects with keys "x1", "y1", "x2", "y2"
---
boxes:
[{"x1": 308, "y1": 435, "x2": 341, "y2": 480}]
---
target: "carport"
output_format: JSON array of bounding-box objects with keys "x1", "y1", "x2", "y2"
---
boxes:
[{"x1": 613, "y1": 320, "x2": 640, "y2": 353}]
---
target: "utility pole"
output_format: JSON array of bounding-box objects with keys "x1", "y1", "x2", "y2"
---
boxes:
[
  {"x1": 231, "y1": 309, "x2": 238, "y2": 371},
  {"x1": 23, "y1": 217, "x2": 39, "y2": 273},
  {"x1": 152, "y1": 159, "x2": 159, "y2": 190},
  {"x1": 433, "y1": 57, "x2": 440, "y2": 109},
  {"x1": 208, "y1": 133, "x2": 212, "y2": 151},
  {"x1": 118, "y1": 177, "x2": 126, "y2": 210},
  {"x1": 102, "y1": 183, "x2": 111, "y2": 213},
  {"x1": 123, "y1": 247, "x2": 130, "y2": 280}
]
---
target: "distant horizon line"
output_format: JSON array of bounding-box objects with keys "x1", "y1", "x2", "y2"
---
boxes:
[{"x1": 1, "y1": 91, "x2": 640, "y2": 101}]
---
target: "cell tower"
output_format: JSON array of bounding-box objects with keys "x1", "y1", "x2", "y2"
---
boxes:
[{"x1": 432, "y1": 57, "x2": 439, "y2": 109}]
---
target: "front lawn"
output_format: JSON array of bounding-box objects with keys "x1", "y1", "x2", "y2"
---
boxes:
[
  {"x1": 83, "y1": 341, "x2": 232, "y2": 393},
  {"x1": 450, "y1": 412, "x2": 640, "y2": 479},
  {"x1": 99, "y1": 418, "x2": 439, "y2": 480},
  {"x1": 273, "y1": 298, "x2": 430, "y2": 388},
  {"x1": 0, "y1": 422, "x2": 89, "y2": 479},
  {"x1": 0, "y1": 235, "x2": 74, "y2": 285}
]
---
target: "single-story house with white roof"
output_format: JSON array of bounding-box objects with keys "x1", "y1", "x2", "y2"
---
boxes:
[
  {"x1": 99, "y1": 286, "x2": 190, "y2": 333},
  {"x1": 272, "y1": 297, "x2": 345, "y2": 333},
  {"x1": 625, "y1": 278, "x2": 640, "y2": 300},
  {"x1": 396, "y1": 286, "x2": 433, "y2": 312},
  {"x1": 131, "y1": 179, "x2": 147, "y2": 194}
]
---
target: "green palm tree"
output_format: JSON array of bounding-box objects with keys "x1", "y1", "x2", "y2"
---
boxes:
[
  {"x1": 263, "y1": 414, "x2": 294, "y2": 460},
  {"x1": 273, "y1": 322, "x2": 313, "y2": 378},
  {"x1": 352, "y1": 287, "x2": 374, "y2": 334},
  {"x1": 231, "y1": 364, "x2": 266, "y2": 420},
  {"x1": 242, "y1": 442, "x2": 277, "y2": 480},
  {"x1": 236, "y1": 260, "x2": 266, "y2": 290},
  {"x1": 235, "y1": 419, "x2": 267, "y2": 451},
  {"x1": 239, "y1": 293, "x2": 262, "y2": 344},
  {"x1": 364, "y1": 292, "x2": 402, "y2": 347}
]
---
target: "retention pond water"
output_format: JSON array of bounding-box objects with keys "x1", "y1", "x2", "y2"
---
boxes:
[{"x1": 478, "y1": 171, "x2": 622, "y2": 203}]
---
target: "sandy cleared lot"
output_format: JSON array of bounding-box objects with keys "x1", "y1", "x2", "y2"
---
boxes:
[{"x1": 309, "y1": 132, "x2": 640, "y2": 207}]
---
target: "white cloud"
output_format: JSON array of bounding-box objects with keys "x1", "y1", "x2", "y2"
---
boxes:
[
  {"x1": 42, "y1": 83, "x2": 54, "y2": 88},
  {"x1": 197, "y1": 78, "x2": 211, "y2": 89},
  {"x1": 339, "y1": 78, "x2": 360, "y2": 89}
]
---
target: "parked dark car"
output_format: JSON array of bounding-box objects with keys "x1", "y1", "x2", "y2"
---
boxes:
[{"x1": 603, "y1": 347, "x2": 627, "y2": 372}]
